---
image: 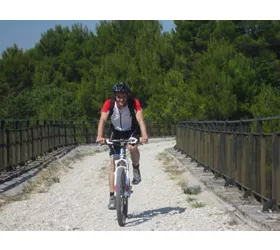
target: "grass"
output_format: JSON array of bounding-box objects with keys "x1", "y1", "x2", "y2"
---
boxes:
[
  {"x1": 94, "y1": 148, "x2": 101, "y2": 153},
  {"x1": 186, "y1": 196, "x2": 196, "y2": 202},
  {"x1": 157, "y1": 152, "x2": 185, "y2": 176},
  {"x1": 0, "y1": 162, "x2": 62, "y2": 207},
  {"x1": 157, "y1": 152, "x2": 173, "y2": 165},
  {"x1": 21, "y1": 162, "x2": 63, "y2": 194},
  {"x1": 157, "y1": 151, "x2": 189, "y2": 191},
  {"x1": 0, "y1": 146, "x2": 106, "y2": 209},
  {"x1": 0, "y1": 148, "x2": 91, "y2": 208},
  {"x1": 191, "y1": 201, "x2": 206, "y2": 208},
  {"x1": 61, "y1": 159, "x2": 74, "y2": 169},
  {"x1": 183, "y1": 185, "x2": 202, "y2": 195},
  {"x1": 157, "y1": 150, "x2": 207, "y2": 210},
  {"x1": 178, "y1": 179, "x2": 188, "y2": 189}
]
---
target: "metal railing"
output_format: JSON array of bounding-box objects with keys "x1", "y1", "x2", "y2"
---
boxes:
[
  {"x1": 176, "y1": 116, "x2": 280, "y2": 212},
  {"x1": 0, "y1": 118, "x2": 176, "y2": 172}
]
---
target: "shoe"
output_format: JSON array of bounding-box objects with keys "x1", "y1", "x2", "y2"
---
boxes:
[
  {"x1": 108, "y1": 196, "x2": 116, "y2": 210},
  {"x1": 132, "y1": 167, "x2": 141, "y2": 185}
]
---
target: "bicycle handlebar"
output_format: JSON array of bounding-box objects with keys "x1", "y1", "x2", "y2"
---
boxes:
[
  {"x1": 106, "y1": 137, "x2": 139, "y2": 145},
  {"x1": 98, "y1": 137, "x2": 140, "y2": 146}
]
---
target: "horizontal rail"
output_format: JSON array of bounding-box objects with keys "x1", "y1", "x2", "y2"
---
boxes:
[{"x1": 179, "y1": 115, "x2": 280, "y2": 124}]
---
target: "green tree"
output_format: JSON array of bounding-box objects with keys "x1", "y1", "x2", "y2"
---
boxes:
[{"x1": 188, "y1": 39, "x2": 257, "y2": 120}]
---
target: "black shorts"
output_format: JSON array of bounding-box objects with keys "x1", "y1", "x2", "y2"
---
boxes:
[{"x1": 108, "y1": 129, "x2": 139, "y2": 158}]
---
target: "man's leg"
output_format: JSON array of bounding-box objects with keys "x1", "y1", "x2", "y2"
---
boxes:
[
  {"x1": 128, "y1": 145, "x2": 141, "y2": 184},
  {"x1": 109, "y1": 158, "x2": 115, "y2": 193},
  {"x1": 108, "y1": 147, "x2": 120, "y2": 209},
  {"x1": 129, "y1": 144, "x2": 139, "y2": 165}
]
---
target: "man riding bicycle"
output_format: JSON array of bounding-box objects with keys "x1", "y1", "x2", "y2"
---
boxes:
[{"x1": 96, "y1": 82, "x2": 148, "y2": 209}]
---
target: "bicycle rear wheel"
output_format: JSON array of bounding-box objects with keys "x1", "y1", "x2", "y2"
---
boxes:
[{"x1": 116, "y1": 166, "x2": 128, "y2": 226}]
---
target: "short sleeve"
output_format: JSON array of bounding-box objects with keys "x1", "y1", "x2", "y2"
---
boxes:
[
  {"x1": 102, "y1": 99, "x2": 112, "y2": 113},
  {"x1": 134, "y1": 99, "x2": 142, "y2": 112}
]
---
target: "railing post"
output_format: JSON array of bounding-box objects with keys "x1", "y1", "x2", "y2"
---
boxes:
[
  {"x1": 70, "y1": 121, "x2": 74, "y2": 145},
  {"x1": 1, "y1": 120, "x2": 5, "y2": 130},
  {"x1": 219, "y1": 122, "x2": 225, "y2": 174},
  {"x1": 260, "y1": 135, "x2": 267, "y2": 203},
  {"x1": 15, "y1": 120, "x2": 21, "y2": 166},
  {"x1": 37, "y1": 119, "x2": 43, "y2": 156},
  {"x1": 73, "y1": 121, "x2": 76, "y2": 145},
  {"x1": 239, "y1": 121, "x2": 244, "y2": 133},
  {"x1": 0, "y1": 120, "x2": 7, "y2": 171},
  {"x1": 83, "y1": 121, "x2": 88, "y2": 144},
  {"x1": 43, "y1": 120, "x2": 47, "y2": 154},
  {"x1": 31, "y1": 120, "x2": 36, "y2": 159},
  {"x1": 58, "y1": 120, "x2": 61, "y2": 147},
  {"x1": 64, "y1": 121, "x2": 67, "y2": 146},
  {"x1": 27, "y1": 120, "x2": 32, "y2": 159},
  {"x1": 49, "y1": 120, "x2": 52, "y2": 150},
  {"x1": 224, "y1": 121, "x2": 227, "y2": 132},
  {"x1": 60, "y1": 120, "x2": 64, "y2": 146},
  {"x1": 257, "y1": 119, "x2": 262, "y2": 133},
  {"x1": 272, "y1": 134, "x2": 280, "y2": 212},
  {"x1": 55, "y1": 120, "x2": 59, "y2": 148}
]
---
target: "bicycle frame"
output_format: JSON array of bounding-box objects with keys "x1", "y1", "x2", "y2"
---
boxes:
[
  {"x1": 104, "y1": 137, "x2": 138, "y2": 198},
  {"x1": 100, "y1": 137, "x2": 138, "y2": 226},
  {"x1": 114, "y1": 143, "x2": 131, "y2": 197}
]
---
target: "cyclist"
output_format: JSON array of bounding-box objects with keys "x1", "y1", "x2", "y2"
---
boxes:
[{"x1": 96, "y1": 82, "x2": 148, "y2": 209}]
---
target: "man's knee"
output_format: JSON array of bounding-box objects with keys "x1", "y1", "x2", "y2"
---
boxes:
[
  {"x1": 109, "y1": 158, "x2": 116, "y2": 172},
  {"x1": 129, "y1": 145, "x2": 139, "y2": 154}
]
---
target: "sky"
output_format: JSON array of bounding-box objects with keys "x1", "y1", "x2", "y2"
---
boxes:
[
  {"x1": 1, "y1": 0, "x2": 277, "y2": 58},
  {"x1": 0, "y1": 20, "x2": 176, "y2": 56}
]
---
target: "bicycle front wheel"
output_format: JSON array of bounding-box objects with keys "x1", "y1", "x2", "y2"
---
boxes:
[{"x1": 116, "y1": 167, "x2": 128, "y2": 226}]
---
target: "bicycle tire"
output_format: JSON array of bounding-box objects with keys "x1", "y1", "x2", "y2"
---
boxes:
[{"x1": 116, "y1": 166, "x2": 128, "y2": 226}]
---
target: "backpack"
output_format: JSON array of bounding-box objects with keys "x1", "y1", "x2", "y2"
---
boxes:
[{"x1": 108, "y1": 97, "x2": 141, "y2": 137}]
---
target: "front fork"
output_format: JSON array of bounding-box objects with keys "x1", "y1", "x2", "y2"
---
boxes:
[{"x1": 114, "y1": 160, "x2": 131, "y2": 198}]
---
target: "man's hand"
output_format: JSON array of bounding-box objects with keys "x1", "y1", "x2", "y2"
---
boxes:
[
  {"x1": 96, "y1": 137, "x2": 106, "y2": 144},
  {"x1": 140, "y1": 136, "x2": 148, "y2": 144}
]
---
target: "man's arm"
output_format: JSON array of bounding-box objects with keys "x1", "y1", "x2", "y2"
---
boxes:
[
  {"x1": 135, "y1": 110, "x2": 148, "y2": 143},
  {"x1": 96, "y1": 112, "x2": 109, "y2": 143}
]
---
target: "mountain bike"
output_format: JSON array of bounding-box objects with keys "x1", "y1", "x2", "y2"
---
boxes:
[{"x1": 104, "y1": 137, "x2": 139, "y2": 227}]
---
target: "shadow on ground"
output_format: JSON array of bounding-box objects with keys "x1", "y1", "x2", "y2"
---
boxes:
[{"x1": 124, "y1": 206, "x2": 186, "y2": 227}]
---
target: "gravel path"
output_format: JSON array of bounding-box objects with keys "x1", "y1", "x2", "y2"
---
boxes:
[{"x1": 0, "y1": 139, "x2": 255, "y2": 231}]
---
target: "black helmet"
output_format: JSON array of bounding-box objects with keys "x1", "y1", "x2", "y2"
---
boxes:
[{"x1": 112, "y1": 82, "x2": 131, "y2": 94}]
